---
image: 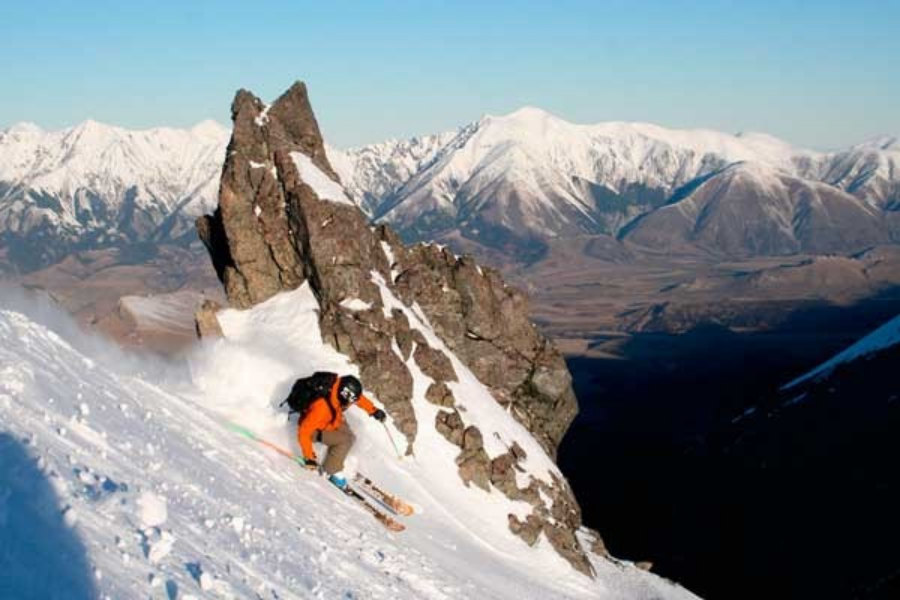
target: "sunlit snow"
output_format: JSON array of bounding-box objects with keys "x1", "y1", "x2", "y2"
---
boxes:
[
  {"x1": 0, "y1": 283, "x2": 698, "y2": 599},
  {"x1": 290, "y1": 151, "x2": 354, "y2": 206}
]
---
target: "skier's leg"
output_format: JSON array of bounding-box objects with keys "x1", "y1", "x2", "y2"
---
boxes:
[{"x1": 319, "y1": 422, "x2": 356, "y2": 475}]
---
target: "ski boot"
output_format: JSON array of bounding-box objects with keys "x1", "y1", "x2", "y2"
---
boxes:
[{"x1": 328, "y1": 471, "x2": 348, "y2": 491}]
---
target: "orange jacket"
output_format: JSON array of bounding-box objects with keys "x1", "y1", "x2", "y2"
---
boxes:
[{"x1": 297, "y1": 378, "x2": 376, "y2": 461}]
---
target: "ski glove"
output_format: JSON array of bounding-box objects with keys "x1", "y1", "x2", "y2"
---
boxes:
[
  {"x1": 372, "y1": 409, "x2": 386, "y2": 422},
  {"x1": 303, "y1": 458, "x2": 318, "y2": 471}
]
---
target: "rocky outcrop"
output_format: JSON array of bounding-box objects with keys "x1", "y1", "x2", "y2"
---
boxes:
[
  {"x1": 384, "y1": 233, "x2": 579, "y2": 454},
  {"x1": 194, "y1": 299, "x2": 224, "y2": 339},
  {"x1": 197, "y1": 81, "x2": 577, "y2": 455},
  {"x1": 197, "y1": 81, "x2": 589, "y2": 573}
]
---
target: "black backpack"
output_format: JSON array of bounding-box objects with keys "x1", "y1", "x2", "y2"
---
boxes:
[{"x1": 280, "y1": 371, "x2": 338, "y2": 420}]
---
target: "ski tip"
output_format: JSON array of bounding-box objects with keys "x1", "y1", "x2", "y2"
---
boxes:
[{"x1": 396, "y1": 505, "x2": 414, "y2": 517}]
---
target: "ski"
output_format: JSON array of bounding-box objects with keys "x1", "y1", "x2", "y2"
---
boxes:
[
  {"x1": 353, "y1": 473, "x2": 415, "y2": 516},
  {"x1": 340, "y1": 485, "x2": 406, "y2": 532},
  {"x1": 226, "y1": 422, "x2": 405, "y2": 532}
]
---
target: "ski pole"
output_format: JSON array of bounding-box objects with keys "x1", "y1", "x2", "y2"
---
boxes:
[
  {"x1": 226, "y1": 422, "x2": 306, "y2": 466},
  {"x1": 382, "y1": 421, "x2": 404, "y2": 460}
]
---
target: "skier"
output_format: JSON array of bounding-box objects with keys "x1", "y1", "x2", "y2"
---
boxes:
[{"x1": 294, "y1": 374, "x2": 386, "y2": 490}]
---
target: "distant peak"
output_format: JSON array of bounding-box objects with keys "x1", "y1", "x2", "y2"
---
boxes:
[
  {"x1": 4, "y1": 122, "x2": 44, "y2": 136},
  {"x1": 56, "y1": 119, "x2": 116, "y2": 143},
  {"x1": 191, "y1": 119, "x2": 229, "y2": 138},
  {"x1": 731, "y1": 130, "x2": 809, "y2": 154},
  {"x1": 856, "y1": 135, "x2": 898, "y2": 151},
  {"x1": 70, "y1": 119, "x2": 111, "y2": 135},
  {"x1": 478, "y1": 106, "x2": 573, "y2": 132},
  {"x1": 504, "y1": 106, "x2": 556, "y2": 120},
  {"x1": 735, "y1": 130, "x2": 780, "y2": 141}
]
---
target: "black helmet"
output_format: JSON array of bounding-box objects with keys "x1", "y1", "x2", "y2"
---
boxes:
[{"x1": 338, "y1": 375, "x2": 362, "y2": 406}]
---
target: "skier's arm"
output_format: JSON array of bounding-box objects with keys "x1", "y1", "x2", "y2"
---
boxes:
[
  {"x1": 355, "y1": 395, "x2": 377, "y2": 416},
  {"x1": 356, "y1": 395, "x2": 386, "y2": 421},
  {"x1": 297, "y1": 402, "x2": 328, "y2": 460}
]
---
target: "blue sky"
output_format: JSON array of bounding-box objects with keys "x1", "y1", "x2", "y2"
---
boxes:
[{"x1": 2, "y1": 0, "x2": 898, "y2": 149}]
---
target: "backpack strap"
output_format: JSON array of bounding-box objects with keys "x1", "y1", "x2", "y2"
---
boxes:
[
  {"x1": 325, "y1": 377, "x2": 340, "y2": 426},
  {"x1": 278, "y1": 396, "x2": 295, "y2": 417}
]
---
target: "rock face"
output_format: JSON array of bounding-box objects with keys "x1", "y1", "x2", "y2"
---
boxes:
[
  {"x1": 388, "y1": 235, "x2": 579, "y2": 452},
  {"x1": 194, "y1": 299, "x2": 224, "y2": 339},
  {"x1": 197, "y1": 82, "x2": 588, "y2": 573}
]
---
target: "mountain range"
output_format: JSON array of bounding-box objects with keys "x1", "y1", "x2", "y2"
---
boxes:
[
  {"x1": 1, "y1": 111, "x2": 898, "y2": 271},
  {"x1": 331, "y1": 108, "x2": 899, "y2": 259},
  {"x1": 0, "y1": 119, "x2": 228, "y2": 270}
]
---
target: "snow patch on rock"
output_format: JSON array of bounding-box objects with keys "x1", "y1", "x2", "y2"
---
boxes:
[
  {"x1": 290, "y1": 151, "x2": 354, "y2": 205},
  {"x1": 339, "y1": 298, "x2": 372, "y2": 312}
]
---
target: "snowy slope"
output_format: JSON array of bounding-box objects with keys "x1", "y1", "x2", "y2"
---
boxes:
[
  {"x1": 814, "y1": 137, "x2": 900, "y2": 209},
  {"x1": 0, "y1": 119, "x2": 228, "y2": 217},
  {"x1": 783, "y1": 314, "x2": 900, "y2": 389},
  {"x1": 351, "y1": 108, "x2": 816, "y2": 221},
  {"x1": 623, "y1": 161, "x2": 889, "y2": 257},
  {"x1": 0, "y1": 286, "x2": 697, "y2": 600},
  {"x1": 327, "y1": 131, "x2": 459, "y2": 216},
  {"x1": 359, "y1": 108, "x2": 820, "y2": 218}
]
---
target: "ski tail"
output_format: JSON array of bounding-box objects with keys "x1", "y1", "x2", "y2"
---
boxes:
[
  {"x1": 343, "y1": 487, "x2": 405, "y2": 532},
  {"x1": 354, "y1": 472, "x2": 414, "y2": 516}
]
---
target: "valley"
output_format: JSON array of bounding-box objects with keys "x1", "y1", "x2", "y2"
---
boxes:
[
  {"x1": 557, "y1": 290, "x2": 900, "y2": 599},
  {"x1": 523, "y1": 240, "x2": 900, "y2": 598}
]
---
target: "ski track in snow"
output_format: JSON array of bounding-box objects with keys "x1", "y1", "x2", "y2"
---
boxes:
[{"x1": 0, "y1": 287, "x2": 698, "y2": 600}]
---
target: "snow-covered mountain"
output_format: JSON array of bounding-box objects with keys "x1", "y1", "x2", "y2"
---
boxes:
[
  {"x1": 622, "y1": 161, "x2": 890, "y2": 257},
  {"x1": 3, "y1": 112, "x2": 898, "y2": 270},
  {"x1": 0, "y1": 120, "x2": 229, "y2": 269},
  {"x1": 327, "y1": 130, "x2": 458, "y2": 216},
  {"x1": 0, "y1": 285, "x2": 698, "y2": 600},
  {"x1": 330, "y1": 109, "x2": 899, "y2": 259},
  {"x1": 814, "y1": 136, "x2": 900, "y2": 210}
]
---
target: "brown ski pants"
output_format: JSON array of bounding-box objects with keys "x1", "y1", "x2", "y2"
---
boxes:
[{"x1": 317, "y1": 421, "x2": 356, "y2": 474}]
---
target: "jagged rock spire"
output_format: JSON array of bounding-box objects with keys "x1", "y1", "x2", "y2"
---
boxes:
[{"x1": 196, "y1": 81, "x2": 589, "y2": 574}]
